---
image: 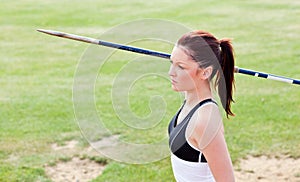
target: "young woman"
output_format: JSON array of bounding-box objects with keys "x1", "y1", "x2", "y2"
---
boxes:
[{"x1": 168, "y1": 30, "x2": 235, "y2": 182}]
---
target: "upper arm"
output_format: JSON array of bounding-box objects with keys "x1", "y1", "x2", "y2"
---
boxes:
[{"x1": 202, "y1": 128, "x2": 235, "y2": 182}]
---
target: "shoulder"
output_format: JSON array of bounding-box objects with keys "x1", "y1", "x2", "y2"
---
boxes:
[
  {"x1": 198, "y1": 102, "x2": 220, "y2": 118},
  {"x1": 186, "y1": 102, "x2": 224, "y2": 149},
  {"x1": 192, "y1": 102, "x2": 222, "y2": 129}
]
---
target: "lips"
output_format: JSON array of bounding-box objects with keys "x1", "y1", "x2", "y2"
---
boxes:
[{"x1": 171, "y1": 79, "x2": 177, "y2": 84}]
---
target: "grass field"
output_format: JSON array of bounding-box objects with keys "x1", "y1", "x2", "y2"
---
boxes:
[{"x1": 0, "y1": 0, "x2": 299, "y2": 181}]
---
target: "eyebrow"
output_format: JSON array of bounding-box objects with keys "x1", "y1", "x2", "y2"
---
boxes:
[{"x1": 170, "y1": 60, "x2": 188, "y2": 65}]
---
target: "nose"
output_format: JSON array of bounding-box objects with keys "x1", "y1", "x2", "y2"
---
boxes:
[{"x1": 168, "y1": 64, "x2": 176, "y2": 77}]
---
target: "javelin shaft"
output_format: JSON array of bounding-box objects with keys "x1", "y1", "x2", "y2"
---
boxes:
[
  {"x1": 37, "y1": 29, "x2": 170, "y2": 59},
  {"x1": 235, "y1": 67, "x2": 300, "y2": 85},
  {"x1": 37, "y1": 29, "x2": 300, "y2": 85}
]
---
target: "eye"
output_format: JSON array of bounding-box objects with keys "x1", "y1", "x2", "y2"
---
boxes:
[
  {"x1": 178, "y1": 65, "x2": 185, "y2": 70},
  {"x1": 169, "y1": 60, "x2": 185, "y2": 70}
]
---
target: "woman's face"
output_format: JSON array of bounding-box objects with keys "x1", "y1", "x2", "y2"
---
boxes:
[{"x1": 169, "y1": 46, "x2": 201, "y2": 92}]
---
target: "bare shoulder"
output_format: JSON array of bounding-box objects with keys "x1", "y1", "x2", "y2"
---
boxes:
[
  {"x1": 186, "y1": 102, "x2": 224, "y2": 149},
  {"x1": 190, "y1": 102, "x2": 222, "y2": 130},
  {"x1": 199, "y1": 102, "x2": 221, "y2": 118}
]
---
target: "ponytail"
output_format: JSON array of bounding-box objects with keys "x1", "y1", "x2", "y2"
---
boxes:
[{"x1": 218, "y1": 38, "x2": 235, "y2": 117}]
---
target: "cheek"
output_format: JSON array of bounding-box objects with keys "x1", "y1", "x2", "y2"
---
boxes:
[
  {"x1": 176, "y1": 70, "x2": 198, "y2": 89},
  {"x1": 172, "y1": 70, "x2": 198, "y2": 91},
  {"x1": 178, "y1": 69, "x2": 197, "y2": 81}
]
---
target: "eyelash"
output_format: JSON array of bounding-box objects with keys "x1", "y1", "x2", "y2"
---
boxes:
[
  {"x1": 178, "y1": 65, "x2": 184, "y2": 69},
  {"x1": 170, "y1": 61, "x2": 185, "y2": 70}
]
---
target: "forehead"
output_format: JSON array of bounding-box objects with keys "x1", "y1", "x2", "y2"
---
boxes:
[{"x1": 170, "y1": 46, "x2": 195, "y2": 64}]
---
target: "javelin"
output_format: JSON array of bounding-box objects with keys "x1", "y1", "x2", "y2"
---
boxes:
[{"x1": 37, "y1": 29, "x2": 300, "y2": 86}]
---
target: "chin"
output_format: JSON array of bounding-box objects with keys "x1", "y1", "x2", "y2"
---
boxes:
[{"x1": 171, "y1": 85, "x2": 183, "y2": 92}]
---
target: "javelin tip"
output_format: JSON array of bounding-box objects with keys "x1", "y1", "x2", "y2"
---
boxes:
[
  {"x1": 37, "y1": 29, "x2": 65, "y2": 37},
  {"x1": 37, "y1": 29, "x2": 55, "y2": 35}
]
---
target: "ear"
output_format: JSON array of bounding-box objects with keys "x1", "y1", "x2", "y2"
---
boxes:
[{"x1": 198, "y1": 66, "x2": 213, "y2": 80}]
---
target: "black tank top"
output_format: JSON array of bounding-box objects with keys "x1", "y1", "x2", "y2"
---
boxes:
[{"x1": 168, "y1": 99, "x2": 217, "y2": 163}]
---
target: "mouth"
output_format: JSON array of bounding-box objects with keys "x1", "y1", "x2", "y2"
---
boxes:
[{"x1": 171, "y1": 79, "x2": 177, "y2": 84}]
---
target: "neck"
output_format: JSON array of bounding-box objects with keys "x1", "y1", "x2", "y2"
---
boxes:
[{"x1": 184, "y1": 80, "x2": 212, "y2": 107}]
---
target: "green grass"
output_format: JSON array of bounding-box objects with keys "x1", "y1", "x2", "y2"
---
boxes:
[
  {"x1": 0, "y1": 165, "x2": 50, "y2": 182},
  {"x1": 0, "y1": 0, "x2": 299, "y2": 181}
]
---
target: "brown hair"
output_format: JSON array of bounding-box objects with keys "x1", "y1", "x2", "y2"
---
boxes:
[{"x1": 177, "y1": 30, "x2": 235, "y2": 117}]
